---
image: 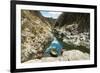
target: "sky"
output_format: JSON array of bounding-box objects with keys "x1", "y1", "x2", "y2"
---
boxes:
[{"x1": 40, "y1": 11, "x2": 62, "y2": 19}]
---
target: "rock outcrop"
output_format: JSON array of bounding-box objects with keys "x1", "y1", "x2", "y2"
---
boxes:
[
  {"x1": 53, "y1": 12, "x2": 90, "y2": 49},
  {"x1": 55, "y1": 12, "x2": 90, "y2": 33},
  {"x1": 21, "y1": 10, "x2": 54, "y2": 62},
  {"x1": 23, "y1": 50, "x2": 89, "y2": 63}
]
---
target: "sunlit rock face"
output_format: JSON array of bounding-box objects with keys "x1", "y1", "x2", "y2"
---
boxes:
[
  {"x1": 23, "y1": 50, "x2": 89, "y2": 63},
  {"x1": 62, "y1": 50, "x2": 89, "y2": 60},
  {"x1": 21, "y1": 10, "x2": 54, "y2": 62}
]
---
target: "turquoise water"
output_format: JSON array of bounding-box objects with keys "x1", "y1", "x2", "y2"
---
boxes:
[{"x1": 45, "y1": 37, "x2": 63, "y2": 56}]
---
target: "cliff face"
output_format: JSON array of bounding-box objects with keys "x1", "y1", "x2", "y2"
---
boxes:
[
  {"x1": 53, "y1": 12, "x2": 90, "y2": 49},
  {"x1": 55, "y1": 12, "x2": 90, "y2": 33},
  {"x1": 21, "y1": 10, "x2": 54, "y2": 62}
]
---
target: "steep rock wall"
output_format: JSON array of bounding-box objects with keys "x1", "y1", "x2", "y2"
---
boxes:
[{"x1": 21, "y1": 10, "x2": 53, "y2": 62}]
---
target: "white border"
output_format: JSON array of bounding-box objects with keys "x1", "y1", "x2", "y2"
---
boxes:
[{"x1": 16, "y1": 4, "x2": 94, "y2": 69}]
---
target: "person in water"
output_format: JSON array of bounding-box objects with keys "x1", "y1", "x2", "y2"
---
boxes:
[{"x1": 44, "y1": 38, "x2": 63, "y2": 57}]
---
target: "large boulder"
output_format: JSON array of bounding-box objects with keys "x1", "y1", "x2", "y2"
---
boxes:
[
  {"x1": 62, "y1": 50, "x2": 89, "y2": 60},
  {"x1": 23, "y1": 50, "x2": 89, "y2": 63}
]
